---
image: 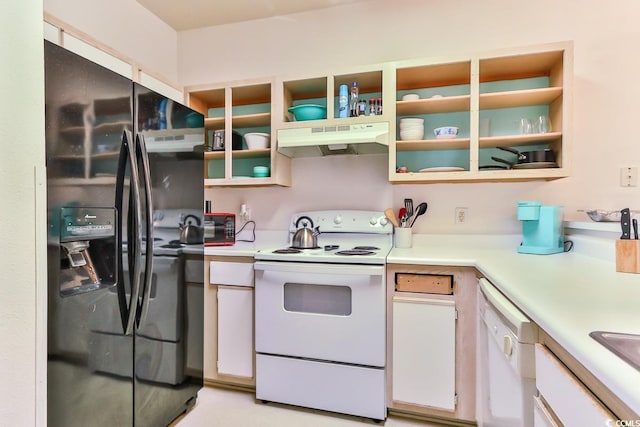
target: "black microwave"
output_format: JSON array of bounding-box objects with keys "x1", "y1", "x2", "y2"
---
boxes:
[{"x1": 204, "y1": 213, "x2": 235, "y2": 246}]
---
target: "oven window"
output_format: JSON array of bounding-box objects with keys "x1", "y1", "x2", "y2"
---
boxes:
[{"x1": 283, "y1": 283, "x2": 352, "y2": 316}]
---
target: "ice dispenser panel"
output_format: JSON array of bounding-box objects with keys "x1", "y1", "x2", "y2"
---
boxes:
[{"x1": 58, "y1": 207, "x2": 117, "y2": 297}]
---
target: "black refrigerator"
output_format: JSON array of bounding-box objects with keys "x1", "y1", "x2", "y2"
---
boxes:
[{"x1": 45, "y1": 40, "x2": 204, "y2": 426}]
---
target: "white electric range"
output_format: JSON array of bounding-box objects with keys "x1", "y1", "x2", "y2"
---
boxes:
[{"x1": 254, "y1": 210, "x2": 392, "y2": 421}]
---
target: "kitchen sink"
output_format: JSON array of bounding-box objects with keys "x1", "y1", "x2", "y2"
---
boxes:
[{"x1": 590, "y1": 331, "x2": 640, "y2": 371}]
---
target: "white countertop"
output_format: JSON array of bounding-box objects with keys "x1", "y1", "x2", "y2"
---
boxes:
[
  {"x1": 388, "y1": 233, "x2": 640, "y2": 418},
  {"x1": 204, "y1": 230, "x2": 640, "y2": 417}
]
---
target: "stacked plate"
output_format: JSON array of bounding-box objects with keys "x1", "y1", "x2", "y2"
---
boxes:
[{"x1": 399, "y1": 117, "x2": 424, "y2": 140}]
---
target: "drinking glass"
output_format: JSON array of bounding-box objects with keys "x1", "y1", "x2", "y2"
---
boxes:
[
  {"x1": 519, "y1": 118, "x2": 533, "y2": 134},
  {"x1": 537, "y1": 115, "x2": 551, "y2": 133}
]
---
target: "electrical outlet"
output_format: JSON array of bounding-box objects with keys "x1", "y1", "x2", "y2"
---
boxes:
[
  {"x1": 239, "y1": 204, "x2": 251, "y2": 221},
  {"x1": 620, "y1": 167, "x2": 638, "y2": 187},
  {"x1": 455, "y1": 207, "x2": 468, "y2": 224}
]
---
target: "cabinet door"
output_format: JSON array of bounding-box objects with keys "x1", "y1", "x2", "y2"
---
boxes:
[
  {"x1": 217, "y1": 286, "x2": 254, "y2": 378},
  {"x1": 392, "y1": 297, "x2": 456, "y2": 410},
  {"x1": 533, "y1": 396, "x2": 560, "y2": 427},
  {"x1": 535, "y1": 344, "x2": 614, "y2": 427}
]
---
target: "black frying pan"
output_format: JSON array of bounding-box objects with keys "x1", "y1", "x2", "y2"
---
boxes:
[
  {"x1": 490, "y1": 156, "x2": 557, "y2": 169},
  {"x1": 497, "y1": 146, "x2": 555, "y2": 163}
]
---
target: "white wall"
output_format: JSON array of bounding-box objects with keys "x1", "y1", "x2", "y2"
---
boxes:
[
  {"x1": 44, "y1": 0, "x2": 179, "y2": 82},
  {"x1": 0, "y1": 0, "x2": 46, "y2": 425},
  {"x1": 179, "y1": 0, "x2": 640, "y2": 234}
]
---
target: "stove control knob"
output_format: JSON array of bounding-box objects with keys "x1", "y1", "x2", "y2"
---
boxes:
[
  {"x1": 369, "y1": 216, "x2": 379, "y2": 226},
  {"x1": 333, "y1": 215, "x2": 342, "y2": 225},
  {"x1": 379, "y1": 217, "x2": 388, "y2": 226}
]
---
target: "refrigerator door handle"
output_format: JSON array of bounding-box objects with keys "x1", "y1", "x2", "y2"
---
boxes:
[
  {"x1": 115, "y1": 129, "x2": 144, "y2": 336},
  {"x1": 136, "y1": 132, "x2": 154, "y2": 327}
]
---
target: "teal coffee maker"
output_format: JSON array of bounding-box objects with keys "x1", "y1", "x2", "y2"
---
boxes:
[{"x1": 517, "y1": 201, "x2": 564, "y2": 254}]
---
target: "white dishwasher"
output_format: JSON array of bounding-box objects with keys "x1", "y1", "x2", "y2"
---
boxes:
[{"x1": 477, "y1": 278, "x2": 538, "y2": 427}]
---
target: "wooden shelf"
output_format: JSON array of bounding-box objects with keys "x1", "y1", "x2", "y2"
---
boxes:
[
  {"x1": 391, "y1": 167, "x2": 568, "y2": 184},
  {"x1": 479, "y1": 50, "x2": 564, "y2": 82},
  {"x1": 334, "y1": 70, "x2": 383, "y2": 95},
  {"x1": 396, "y1": 61, "x2": 471, "y2": 90},
  {"x1": 479, "y1": 132, "x2": 561, "y2": 148},
  {"x1": 396, "y1": 138, "x2": 470, "y2": 151},
  {"x1": 232, "y1": 112, "x2": 271, "y2": 128},
  {"x1": 205, "y1": 116, "x2": 224, "y2": 130},
  {"x1": 206, "y1": 112, "x2": 270, "y2": 130},
  {"x1": 204, "y1": 176, "x2": 276, "y2": 187},
  {"x1": 204, "y1": 148, "x2": 271, "y2": 160},
  {"x1": 283, "y1": 77, "x2": 327, "y2": 100},
  {"x1": 232, "y1": 83, "x2": 270, "y2": 106},
  {"x1": 480, "y1": 87, "x2": 562, "y2": 110},
  {"x1": 396, "y1": 95, "x2": 471, "y2": 115}
]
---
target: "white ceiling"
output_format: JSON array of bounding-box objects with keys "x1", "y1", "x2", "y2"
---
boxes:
[{"x1": 136, "y1": 0, "x2": 367, "y2": 31}]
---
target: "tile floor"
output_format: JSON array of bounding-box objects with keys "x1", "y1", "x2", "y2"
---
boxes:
[{"x1": 173, "y1": 387, "x2": 442, "y2": 427}]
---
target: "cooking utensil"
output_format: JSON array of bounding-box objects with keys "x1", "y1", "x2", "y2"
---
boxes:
[
  {"x1": 497, "y1": 146, "x2": 556, "y2": 164},
  {"x1": 410, "y1": 202, "x2": 428, "y2": 227},
  {"x1": 398, "y1": 207, "x2": 407, "y2": 227},
  {"x1": 633, "y1": 219, "x2": 638, "y2": 239},
  {"x1": 384, "y1": 208, "x2": 400, "y2": 228},
  {"x1": 490, "y1": 156, "x2": 557, "y2": 170},
  {"x1": 291, "y1": 215, "x2": 321, "y2": 249},
  {"x1": 620, "y1": 208, "x2": 631, "y2": 239},
  {"x1": 404, "y1": 198, "x2": 413, "y2": 219},
  {"x1": 179, "y1": 214, "x2": 204, "y2": 244}
]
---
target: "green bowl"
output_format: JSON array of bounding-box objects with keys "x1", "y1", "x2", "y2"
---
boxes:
[
  {"x1": 253, "y1": 166, "x2": 270, "y2": 177},
  {"x1": 288, "y1": 104, "x2": 327, "y2": 121}
]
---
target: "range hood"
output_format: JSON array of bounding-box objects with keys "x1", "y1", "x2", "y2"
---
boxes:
[{"x1": 277, "y1": 121, "x2": 389, "y2": 157}]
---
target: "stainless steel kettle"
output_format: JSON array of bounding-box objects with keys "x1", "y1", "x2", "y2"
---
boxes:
[
  {"x1": 291, "y1": 216, "x2": 321, "y2": 249},
  {"x1": 180, "y1": 214, "x2": 204, "y2": 244}
]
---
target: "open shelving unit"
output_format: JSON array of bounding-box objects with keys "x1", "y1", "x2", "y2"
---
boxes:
[{"x1": 187, "y1": 79, "x2": 291, "y2": 187}]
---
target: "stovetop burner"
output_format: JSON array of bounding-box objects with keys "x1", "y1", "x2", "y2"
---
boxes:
[
  {"x1": 336, "y1": 249, "x2": 375, "y2": 256},
  {"x1": 353, "y1": 246, "x2": 380, "y2": 251},
  {"x1": 272, "y1": 248, "x2": 302, "y2": 254}
]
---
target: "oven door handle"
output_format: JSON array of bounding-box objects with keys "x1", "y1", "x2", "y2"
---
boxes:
[{"x1": 254, "y1": 261, "x2": 384, "y2": 276}]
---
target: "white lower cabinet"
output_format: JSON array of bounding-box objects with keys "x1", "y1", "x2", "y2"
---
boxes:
[
  {"x1": 534, "y1": 344, "x2": 614, "y2": 427},
  {"x1": 392, "y1": 296, "x2": 456, "y2": 410},
  {"x1": 217, "y1": 286, "x2": 253, "y2": 378},
  {"x1": 204, "y1": 257, "x2": 255, "y2": 387}
]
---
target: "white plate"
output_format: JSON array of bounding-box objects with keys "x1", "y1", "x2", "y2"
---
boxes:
[{"x1": 418, "y1": 167, "x2": 465, "y2": 172}]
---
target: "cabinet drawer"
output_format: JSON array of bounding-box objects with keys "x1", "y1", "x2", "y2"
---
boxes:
[
  {"x1": 210, "y1": 261, "x2": 254, "y2": 287},
  {"x1": 395, "y1": 273, "x2": 453, "y2": 295},
  {"x1": 535, "y1": 344, "x2": 614, "y2": 426}
]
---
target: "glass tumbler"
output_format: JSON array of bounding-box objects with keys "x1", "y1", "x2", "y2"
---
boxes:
[
  {"x1": 537, "y1": 115, "x2": 551, "y2": 133},
  {"x1": 519, "y1": 118, "x2": 533, "y2": 134}
]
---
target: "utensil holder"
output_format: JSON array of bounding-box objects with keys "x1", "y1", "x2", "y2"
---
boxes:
[
  {"x1": 615, "y1": 240, "x2": 640, "y2": 273},
  {"x1": 394, "y1": 227, "x2": 412, "y2": 248}
]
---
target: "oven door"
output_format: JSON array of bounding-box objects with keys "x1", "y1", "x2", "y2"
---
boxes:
[{"x1": 254, "y1": 261, "x2": 385, "y2": 367}]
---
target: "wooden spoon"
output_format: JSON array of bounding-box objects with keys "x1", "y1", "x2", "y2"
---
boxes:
[{"x1": 384, "y1": 208, "x2": 400, "y2": 228}]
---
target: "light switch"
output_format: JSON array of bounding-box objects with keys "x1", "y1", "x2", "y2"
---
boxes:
[{"x1": 620, "y1": 167, "x2": 638, "y2": 187}]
